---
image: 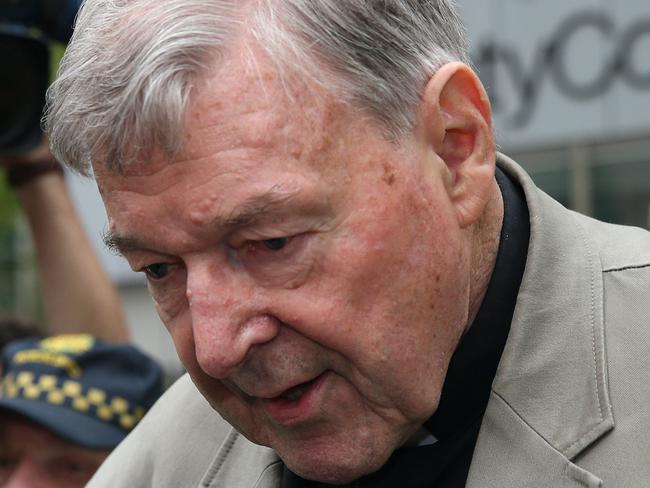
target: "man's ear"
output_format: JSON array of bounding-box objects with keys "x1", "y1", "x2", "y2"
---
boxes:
[{"x1": 417, "y1": 62, "x2": 495, "y2": 229}]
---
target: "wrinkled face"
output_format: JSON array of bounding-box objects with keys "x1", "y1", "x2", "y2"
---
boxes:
[
  {"x1": 0, "y1": 415, "x2": 109, "y2": 487},
  {"x1": 97, "y1": 51, "x2": 473, "y2": 483}
]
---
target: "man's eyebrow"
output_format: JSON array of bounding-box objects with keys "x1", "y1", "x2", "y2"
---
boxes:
[
  {"x1": 102, "y1": 231, "x2": 146, "y2": 257},
  {"x1": 222, "y1": 184, "x2": 303, "y2": 228},
  {"x1": 102, "y1": 184, "x2": 306, "y2": 256}
]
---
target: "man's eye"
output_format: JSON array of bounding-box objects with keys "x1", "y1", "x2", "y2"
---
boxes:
[
  {"x1": 143, "y1": 263, "x2": 171, "y2": 280},
  {"x1": 261, "y1": 237, "x2": 289, "y2": 251}
]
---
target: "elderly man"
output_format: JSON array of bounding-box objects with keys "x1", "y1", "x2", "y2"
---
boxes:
[{"x1": 45, "y1": 1, "x2": 650, "y2": 487}]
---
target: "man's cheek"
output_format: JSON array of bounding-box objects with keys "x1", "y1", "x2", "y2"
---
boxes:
[
  {"x1": 160, "y1": 311, "x2": 198, "y2": 371},
  {"x1": 190, "y1": 369, "x2": 271, "y2": 444},
  {"x1": 148, "y1": 279, "x2": 188, "y2": 324}
]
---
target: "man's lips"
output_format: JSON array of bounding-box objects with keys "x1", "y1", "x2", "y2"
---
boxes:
[
  {"x1": 277, "y1": 378, "x2": 318, "y2": 401},
  {"x1": 259, "y1": 372, "x2": 329, "y2": 425}
]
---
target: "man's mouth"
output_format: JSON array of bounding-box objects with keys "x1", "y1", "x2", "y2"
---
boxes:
[
  {"x1": 261, "y1": 372, "x2": 329, "y2": 425},
  {"x1": 278, "y1": 378, "x2": 319, "y2": 402}
]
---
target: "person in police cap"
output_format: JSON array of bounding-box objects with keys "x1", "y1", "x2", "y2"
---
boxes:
[{"x1": 0, "y1": 334, "x2": 162, "y2": 487}]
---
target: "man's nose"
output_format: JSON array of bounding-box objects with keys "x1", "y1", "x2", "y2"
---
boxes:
[
  {"x1": 5, "y1": 460, "x2": 38, "y2": 488},
  {"x1": 185, "y1": 260, "x2": 280, "y2": 379}
]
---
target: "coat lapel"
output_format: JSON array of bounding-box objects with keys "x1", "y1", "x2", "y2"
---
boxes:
[
  {"x1": 200, "y1": 428, "x2": 282, "y2": 488},
  {"x1": 466, "y1": 156, "x2": 615, "y2": 487},
  {"x1": 466, "y1": 393, "x2": 603, "y2": 488}
]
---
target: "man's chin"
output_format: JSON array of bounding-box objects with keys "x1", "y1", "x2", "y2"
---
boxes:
[
  {"x1": 286, "y1": 461, "x2": 376, "y2": 485},
  {"x1": 279, "y1": 444, "x2": 391, "y2": 485}
]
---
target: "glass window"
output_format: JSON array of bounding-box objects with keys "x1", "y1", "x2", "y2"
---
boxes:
[{"x1": 593, "y1": 159, "x2": 650, "y2": 228}]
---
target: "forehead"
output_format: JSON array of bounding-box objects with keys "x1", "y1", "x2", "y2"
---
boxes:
[
  {"x1": 0, "y1": 414, "x2": 64, "y2": 448},
  {"x1": 185, "y1": 46, "x2": 365, "y2": 173},
  {"x1": 97, "y1": 41, "x2": 353, "y2": 183},
  {"x1": 94, "y1": 42, "x2": 406, "y2": 220}
]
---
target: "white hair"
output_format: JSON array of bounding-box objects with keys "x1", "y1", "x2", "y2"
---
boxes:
[{"x1": 45, "y1": 0, "x2": 469, "y2": 174}]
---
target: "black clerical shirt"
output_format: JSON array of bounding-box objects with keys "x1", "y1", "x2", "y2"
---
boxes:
[{"x1": 282, "y1": 167, "x2": 530, "y2": 488}]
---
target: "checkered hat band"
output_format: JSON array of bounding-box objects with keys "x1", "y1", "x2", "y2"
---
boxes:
[{"x1": 0, "y1": 371, "x2": 146, "y2": 431}]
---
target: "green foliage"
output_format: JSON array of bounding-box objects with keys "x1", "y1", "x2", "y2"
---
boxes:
[
  {"x1": 0, "y1": 176, "x2": 19, "y2": 227},
  {"x1": 50, "y1": 42, "x2": 66, "y2": 80},
  {"x1": 0, "y1": 177, "x2": 18, "y2": 312}
]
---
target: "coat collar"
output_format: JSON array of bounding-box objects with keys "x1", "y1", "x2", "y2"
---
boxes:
[{"x1": 467, "y1": 154, "x2": 614, "y2": 487}]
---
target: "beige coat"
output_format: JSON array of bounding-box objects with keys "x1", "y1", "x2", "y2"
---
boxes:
[{"x1": 88, "y1": 155, "x2": 650, "y2": 487}]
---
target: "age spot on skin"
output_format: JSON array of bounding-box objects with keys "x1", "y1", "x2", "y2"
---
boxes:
[{"x1": 382, "y1": 162, "x2": 397, "y2": 186}]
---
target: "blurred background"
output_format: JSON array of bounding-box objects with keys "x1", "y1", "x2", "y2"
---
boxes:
[
  {"x1": 461, "y1": 0, "x2": 650, "y2": 228},
  {"x1": 1, "y1": 0, "x2": 648, "y2": 376}
]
